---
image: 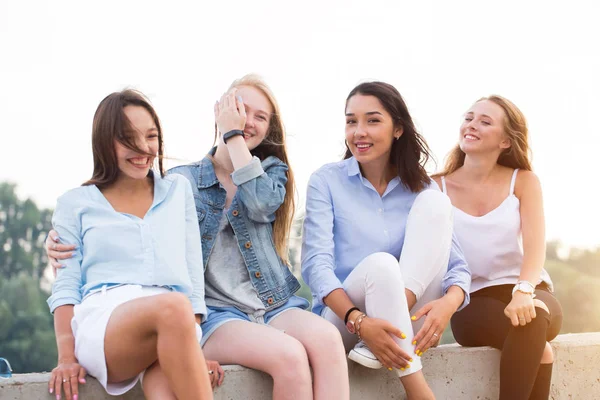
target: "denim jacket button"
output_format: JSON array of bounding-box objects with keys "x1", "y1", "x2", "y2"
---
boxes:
[
  {"x1": 245, "y1": 241, "x2": 252, "y2": 249},
  {"x1": 232, "y1": 210, "x2": 239, "y2": 217},
  {"x1": 267, "y1": 297, "x2": 274, "y2": 305},
  {"x1": 254, "y1": 271, "x2": 261, "y2": 278}
]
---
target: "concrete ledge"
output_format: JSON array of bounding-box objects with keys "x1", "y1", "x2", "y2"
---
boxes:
[{"x1": 2, "y1": 333, "x2": 599, "y2": 399}]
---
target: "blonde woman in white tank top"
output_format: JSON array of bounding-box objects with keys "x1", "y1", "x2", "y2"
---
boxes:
[{"x1": 433, "y1": 96, "x2": 562, "y2": 400}]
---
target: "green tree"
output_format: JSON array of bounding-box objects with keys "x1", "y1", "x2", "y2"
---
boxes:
[
  {"x1": 0, "y1": 182, "x2": 56, "y2": 373},
  {"x1": 0, "y1": 182, "x2": 53, "y2": 280},
  {"x1": 0, "y1": 274, "x2": 58, "y2": 373}
]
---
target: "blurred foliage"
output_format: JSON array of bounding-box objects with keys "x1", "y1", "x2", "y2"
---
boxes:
[
  {"x1": 0, "y1": 183, "x2": 56, "y2": 373},
  {"x1": 0, "y1": 182, "x2": 52, "y2": 279}
]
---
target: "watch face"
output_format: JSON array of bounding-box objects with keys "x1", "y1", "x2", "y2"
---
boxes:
[{"x1": 346, "y1": 321, "x2": 355, "y2": 334}]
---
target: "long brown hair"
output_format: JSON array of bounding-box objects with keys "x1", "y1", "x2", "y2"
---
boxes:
[
  {"x1": 344, "y1": 82, "x2": 433, "y2": 193},
  {"x1": 436, "y1": 95, "x2": 532, "y2": 177},
  {"x1": 85, "y1": 89, "x2": 164, "y2": 188},
  {"x1": 214, "y1": 74, "x2": 295, "y2": 265}
]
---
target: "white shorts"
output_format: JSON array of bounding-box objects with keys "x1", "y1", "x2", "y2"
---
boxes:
[{"x1": 71, "y1": 284, "x2": 203, "y2": 396}]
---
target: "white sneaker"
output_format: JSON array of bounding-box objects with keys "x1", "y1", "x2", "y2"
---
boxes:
[{"x1": 348, "y1": 340, "x2": 383, "y2": 369}]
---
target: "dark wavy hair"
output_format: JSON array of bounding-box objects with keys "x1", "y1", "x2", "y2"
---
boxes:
[
  {"x1": 344, "y1": 82, "x2": 433, "y2": 193},
  {"x1": 84, "y1": 89, "x2": 164, "y2": 188}
]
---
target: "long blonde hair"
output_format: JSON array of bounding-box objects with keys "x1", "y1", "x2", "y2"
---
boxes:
[
  {"x1": 436, "y1": 95, "x2": 532, "y2": 177},
  {"x1": 216, "y1": 74, "x2": 296, "y2": 265}
]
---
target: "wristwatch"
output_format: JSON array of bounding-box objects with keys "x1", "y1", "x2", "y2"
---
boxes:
[
  {"x1": 512, "y1": 280, "x2": 535, "y2": 295},
  {"x1": 344, "y1": 306, "x2": 360, "y2": 334},
  {"x1": 346, "y1": 319, "x2": 357, "y2": 334},
  {"x1": 223, "y1": 129, "x2": 244, "y2": 143}
]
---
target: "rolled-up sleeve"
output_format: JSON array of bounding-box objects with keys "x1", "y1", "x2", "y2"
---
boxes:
[
  {"x1": 232, "y1": 156, "x2": 288, "y2": 223},
  {"x1": 47, "y1": 196, "x2": 83, "y2": 313},
  {"x1": 182, "y1": 177, "x2": 208, "y2": 319},
  {"x1": 301, "y1": 173, "x2": 343, "y2": 306},
  {"x1": 442, "y1": 232, "x2": 471, "y2": 311}
]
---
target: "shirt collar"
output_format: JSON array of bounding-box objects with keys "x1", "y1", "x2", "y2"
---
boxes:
[
  {"x1": 150, "y1": 169, "x2": 172, "y2": 209},
  {"x1": 196, "y1": 147, "x2": 220, "y2": 189},
  {"x1": 346, "y1": 156, "x2": 361, "y2": 177},
  {"x1": 345, "y1": 156, "x2": 402, "y2": 197}
]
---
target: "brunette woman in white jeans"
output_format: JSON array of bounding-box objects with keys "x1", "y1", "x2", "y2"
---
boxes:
[{"x1": 302, "y1": 82, "x2": 471, "y2": 399}]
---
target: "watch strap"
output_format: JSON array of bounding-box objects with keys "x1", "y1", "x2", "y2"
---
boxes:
[
  {"x1": 223, "y1": 129, "x2": 244, "y2": 144},
  {"x1": 344, "y1": 307, "x2": 360, "y2": 324}
]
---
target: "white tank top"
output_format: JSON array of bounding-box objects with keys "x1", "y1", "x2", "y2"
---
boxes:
[{"x1": 441, "y1": 169, "x2": 553, "y2": 293}]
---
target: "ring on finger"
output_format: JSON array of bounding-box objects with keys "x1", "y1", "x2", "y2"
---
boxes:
[
  {"x1": 62, "y1": 378, "x2": 67, "y2": 383},
  {"x1": 208, "y1": 370, "x2": 214, "y2": 375},
  {"x1": 433, "y1": 333, "x2": 439, "y2": 337}
]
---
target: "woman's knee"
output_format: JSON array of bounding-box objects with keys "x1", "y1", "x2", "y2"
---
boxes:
[
  {"x1": 154, "y1": 293, "x2": 195, "y2": 329},
  {"x1": 305, "y1": 320, "x2": 346, "y2": 359},
  {"x1": 412, "y1": 189, "x2": 452, "y2": 221},
  {"x1": 270, "y1": 338, "x2": 312, "y2": 383},
  {"x1": 361, "y1": 252, "x2": 402, "y2": 281}
]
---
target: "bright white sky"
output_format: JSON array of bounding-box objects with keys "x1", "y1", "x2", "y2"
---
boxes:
[{"x1": 1, "y1": 0, "x2": 598, "y2": 248}]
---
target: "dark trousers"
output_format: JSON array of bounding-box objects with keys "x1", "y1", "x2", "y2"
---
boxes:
[{"x1": 451, "y1": 284, "x2": 563, "y2": 400}]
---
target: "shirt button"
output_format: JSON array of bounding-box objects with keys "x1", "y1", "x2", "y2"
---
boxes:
[
  {"x1": 267, "y1": 297, "x2": 274, "y2": 305},
  {"x1": 232, "y1": 210, "x2": 239, "y2": 217},
  {"x1": 254, "y1": 271, "x2": 261, "y2": 278},
  {"x1": 245, "y1": 241, "x2": 252, "y2": 249}
]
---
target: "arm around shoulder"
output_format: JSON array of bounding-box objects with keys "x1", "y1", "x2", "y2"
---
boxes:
[{"x1": 47, "y1": 193, "x2": 84, "y2": 313}]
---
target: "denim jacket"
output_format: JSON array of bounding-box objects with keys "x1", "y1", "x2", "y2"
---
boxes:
[{"x1": 168, "y1": 148, "x2": 300, "y2": 310}]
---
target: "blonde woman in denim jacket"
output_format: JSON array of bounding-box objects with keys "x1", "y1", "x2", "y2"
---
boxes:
[{"x1": 48, "y1": 75, "x2": 349, "y2": 400}]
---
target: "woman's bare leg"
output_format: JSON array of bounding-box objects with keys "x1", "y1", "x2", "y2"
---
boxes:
[
  {"x1": 142, "y1": 362, "x2": 177, "y2": 400},
  {"x1": 269, "y1": 309, "x2": 350, "y2": 400},
  {"x1": 103, "y1": 292, "x2": 212, "y2": 400},
  {"x1": 203, "y1": 320, "x2": 313, "y2": 400}
]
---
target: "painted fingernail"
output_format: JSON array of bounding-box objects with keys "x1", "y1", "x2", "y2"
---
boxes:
[
  {"x1": 401, "y1": 333, "x2": 407, "y2": 339},
  {"x1": 74, "y1": 395, "x2": 78, "y2": 400},
  {"x1": 56, "y1": 395, "x2": 61, "y2": 400},
  {"x1": 237, "y1": 95, "x2": 243, "y2": 102},
  {"x1": 409, "y1": 358, "x2": 413, "y2": 362},
  {"x1": 388, "y1": 367, "x2": 393, "y2": 371},
  {"x1": 49, "y1": 388, "x2": 53, "y2": 393},
  {"x1": 400, "y1": 367, "x2": 405, "y2": 371},
  {"x1": 411, "y1": 316, "x2": 416, "y2": 320},
  {"x1": 80, "y1": 378, "x2": 86, "y2": 383},
  {"x1": 412, "y1": 340, "x2": 417, "y2": 345}
]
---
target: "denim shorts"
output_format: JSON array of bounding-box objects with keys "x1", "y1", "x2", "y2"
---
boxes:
[{"x1": 200, "y1": 295, "x2": 310, "y2": 346}]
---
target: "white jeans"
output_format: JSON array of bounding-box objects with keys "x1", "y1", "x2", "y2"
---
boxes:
[{"x1": 322, "y1": 190, "x2": 453, "y2": 377}]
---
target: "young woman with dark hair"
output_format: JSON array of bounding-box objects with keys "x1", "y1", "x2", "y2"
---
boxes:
[
  {"x1": 434, "y1": 96, "x2": 562, "y2": 400},
  {"x1": 302, "y1": 81, "x2": 471, "y2": 399},
  {"x1": 46, "y1": 89, "x2": 213, "y2": 400}
]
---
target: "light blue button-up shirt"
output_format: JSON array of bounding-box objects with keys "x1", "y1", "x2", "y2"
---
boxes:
[
  {"x1": 301, "y1": 157, "x2": 471, "y2": 316},
  {"x1": 47, "y1": 172, "x2": 207, "y2": 317}
]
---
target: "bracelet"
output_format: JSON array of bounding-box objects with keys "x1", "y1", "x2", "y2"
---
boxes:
[
  {"x1": 223, "y1": 129, "x2": 244, "y2": 144},
  {"x1": 344, "y1": 307, "x2": 360, "y2": 324},
  {"x1": 355, "y1": 313, "x2": 367, "y2": 340}
]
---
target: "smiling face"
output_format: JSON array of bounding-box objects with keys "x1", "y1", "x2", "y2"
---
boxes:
[
  {"x1": 114, "y1": 105, "x2": 159, "y2": 180},
  {"x1": 459, "y1": 99, "x2": 511, "y2": 156},
  {"x1": 345, "y1": 94, "x2": 402, "y2": 166},
  {"x1": 235, "y1": 85, "x2": 273, "y2": 151}
]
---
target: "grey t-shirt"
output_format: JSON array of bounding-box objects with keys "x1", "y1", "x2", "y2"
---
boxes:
[{"x1": 204, "y1": 214, "x2": 265, "y2": 315}]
